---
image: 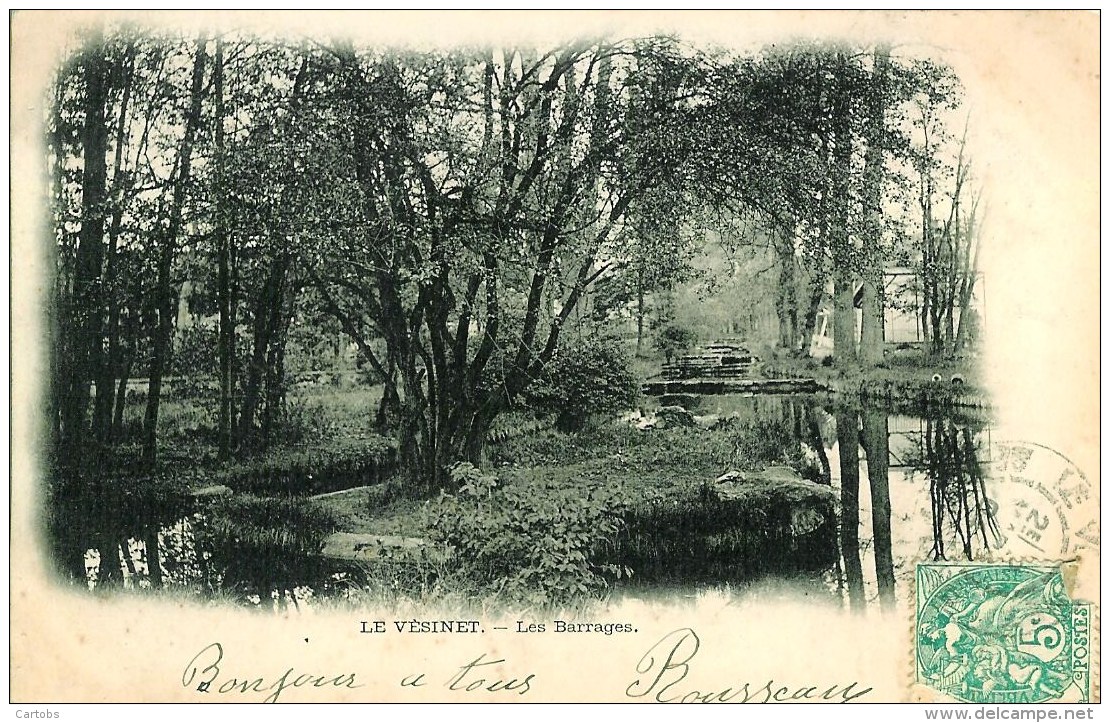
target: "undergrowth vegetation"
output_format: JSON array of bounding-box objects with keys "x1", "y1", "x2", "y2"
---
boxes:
[{"x1": 426, "y1": 463, "x2": 633, "y2": 606}]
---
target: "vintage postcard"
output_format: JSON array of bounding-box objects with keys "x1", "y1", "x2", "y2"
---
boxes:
[{"x1": 9, "y1": 10, "x2": 1099, "y2": 705}]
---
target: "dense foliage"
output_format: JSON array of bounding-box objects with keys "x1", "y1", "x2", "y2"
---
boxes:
[
  {"x1": 654, "y1": 324, "x2": 698, "y2": 364},
  {"x1": 426, "y1": 463, "x2": 631, "y2": 605},
  {"x1": 525, "y1": 334, "x2": 641, "y2": 432}
]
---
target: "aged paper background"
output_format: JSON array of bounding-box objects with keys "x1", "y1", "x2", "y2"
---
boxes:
[{"x1": 10, "y1": 10, "x2": 1100, "y2": 703}]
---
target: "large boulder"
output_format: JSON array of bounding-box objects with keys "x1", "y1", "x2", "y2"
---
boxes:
[
  {"x1": 706, "y1": 466, "x2": 836, "y2": 537},
  {"x1": 657, "y1": 405, "x2": 696, "y2": 428}
]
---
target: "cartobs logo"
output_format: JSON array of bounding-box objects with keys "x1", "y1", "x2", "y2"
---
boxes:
[{"x1": 15, "y1": 711, "x2": 60, "y2": 719}]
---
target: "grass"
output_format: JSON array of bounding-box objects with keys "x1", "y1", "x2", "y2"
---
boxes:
[
  {"x1": 314, "y1": 414, "x2": 838, "y2": 597},
  {"x1": 769, "y1": 348, "x2": 982, "y2": 386},
  {"x1": 91, "y1": 379, "x2": 842, "y2": 609},
  {"x1": 313, "y1": 492, "x2": 428, "y2": 536}
]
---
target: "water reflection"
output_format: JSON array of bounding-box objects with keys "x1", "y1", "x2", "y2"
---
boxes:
[
  {"x1": 55, "y1": 488, "x2": 350, "y2": 610},
  {"x1": 658, "y1": 393, "x2": 997, "y2": 613},
  {"x1": 836, "y1": 408, "x2": 866, "y2": 612},
  {"x1": 919, "y1": 418, "x2": 1001, "y2": 561},
  {"x1": 861, "y1": 408, "x2": 896, "y2": 612},
  {"x1": 55, "y1": 393, "x2": 1001, "y2": 613},
  {"x1": 829, "y1": 403, "x2": 996, "y2": 613}
]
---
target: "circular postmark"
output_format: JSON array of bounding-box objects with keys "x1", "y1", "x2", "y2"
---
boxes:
[
  {"x1": 986, "y1": 441, "x2": 1097, "y2": 558},
  {"x1": 916, "y1": 565, "x2": 1079, "y2": 703}
]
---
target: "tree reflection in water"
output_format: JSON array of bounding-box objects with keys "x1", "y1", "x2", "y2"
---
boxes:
[
  {"x1": 833, "y1": 404, "x2": 996, "y2": 613},
  {"x1": 916, "y1": 417, "x2": 1002, "y2": 561},
  {"x1": 836, "y1": 409, "x2": 866, "y2": 612},
  {"x1": 860, "y1": 408, "x2": 896, "y2": 612}
]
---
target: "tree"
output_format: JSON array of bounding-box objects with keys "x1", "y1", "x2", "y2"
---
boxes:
[
  {"x1": 910, "y1": 67, "x2": 981, "y2": 359},
  {"x1": 698, "y1": 45, "x2": 868, "y2": 361},
  {"x1": 213, "y1": 37, "x2": 234, "y2": 461},
  {"x1": 705, "y1": 43, "x2": 956, "y2": 365},
  {"x1": 297, "y1": 38, "x2": 714, "y2": 493},
  {"x1": 142, "y1": 33, "x2": 207, "y2": 467},
  {"x1": 57, "y1": 26, "x2": 110, "y2": 473},
  {"x1": 858, "y1": 46, "x2": 892, "y2": 367},
  {"x1": 655, "y1": 323, "x2": 697, "y2": 364},
  {"x1": 526, "y1": 332, "x2": 640, "y2": 432},
  {"x1": 223, "y1": 52, "x2": 313, "y2": 453}
]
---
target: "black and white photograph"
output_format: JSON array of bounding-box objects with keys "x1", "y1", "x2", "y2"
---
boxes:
[{"x1": 9, "y1": 10, "x2": 1099, "y2": 707}]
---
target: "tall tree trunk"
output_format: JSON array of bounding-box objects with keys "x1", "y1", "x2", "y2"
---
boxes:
[
  {"x1": 61, "y1": 30, "x2": 110, "y2": 471},
  {"x1": 942, "y1": 236, "x2": 958, "y2": 355},
  {"x1": 858, "y1": 278, "x2": 883, "y2": 365},
  {"x1": 237, "y1": 286, "x2": 273, "y2": 452},
  {"x1": 830, "y1": 56, "x2": 857, "y2": 371},
  {"x1": 111, "y1": 353, "x2": 131, "y2": 442},
  {"x1": 859, "y1": 46, "x2": 889, "y2": 367},
  {"x1": 93, "y1": 41, "x2": 136, "y2": 445},
  {"x1": 261, "y1": 273, "x2": 296, "y2": 449},
  {"x1": 142, "y1": 36, "x2": 207, "y2": 468},
  {"x1": 111, "y1": 302, "x2": 138, "y2": 441},
  {"x1": 96, "y1": 534, "x2": 121, "y2": 589},
  {"x1": 229, "y1": 215, "x2": 241, "y2": 447},
  {"x1": 775, "y1": 236, "x2": 798, "y2": 350},
  {"x1": 237, "y1": 254, "x2": 287, "y2": 452},
  {"x1": 214, "y1": 39, "x2": 234, "y2": 461},
  {"x1": 635, "y1": 266, "x2": 645, "y2": 357},
  {"x1": 48, "y1": 79, "x2": 71, "y2": 469},
  {"x1": 953, "y1": 187, "x2": 981, "y2": 353},
  {"x1": 145, "y1": 527, "x2": 163, "y2": 588},
  {"x1": 832, "y1": 268, "x2": 857, "y2": 369},
  {"x1": 797, "y1": 274, "x2": 824, "y2": 356}
]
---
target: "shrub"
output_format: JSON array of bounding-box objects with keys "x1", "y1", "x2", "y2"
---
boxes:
[
  {"x1": 612, "y1": 479, "x2": 839, "y2": 585},
  {"x1": 204, "y1": 495, "x2": 340, "y2": 558},
  {"x1": 426, "y1": 463, "x2": 631, "y2": 606},
  {"x1": 273, "y1": 396, "x2": 335, "y2": 445},
  {"x1": 654, "y1": 324, "x2": 697, "y2": 364},
  {"x1": 526, "y1": 333, "x2": 640, "y2": 432},
  {"x1": 172, "y1": 325, "x2": 219, "y2": 378}
]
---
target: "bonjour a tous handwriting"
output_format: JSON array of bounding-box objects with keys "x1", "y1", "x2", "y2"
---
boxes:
[
  {"x1": 182, "y1": 628, "x2": 871, "y2": 703},
  {"x1": 182, "y1": 643, "x2": 534, "y2": 703},
  {"x1": 626, "y1": 628, "x2": 873, "y2": 704}
]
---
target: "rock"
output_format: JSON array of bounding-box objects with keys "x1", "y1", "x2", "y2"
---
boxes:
[
  {"x1": 658, "y1": 393, "x2": 703, "y2": 411},
  {"x1": 657, "y1": 405, "x2": 696, "y2": 428},
  {"x1": 712, "y1": 466, "x2": 803, "y2": 487},
  {"x1": 621, "y1": 410, "x2": 659, "y2": 430},
  {"x1": 790, "y1": 507, "x2": 827, "y2": 536},
  {"x1": 705, "y1": 467, "x2": 836, "y2": 531}
]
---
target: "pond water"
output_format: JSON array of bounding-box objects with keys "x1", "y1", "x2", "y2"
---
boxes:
[
  {"x1": 57, "y1": 392, "x2": 1035, "y2": 615},
  {"x1": 617, "y1": 393, "x2": 1070, "y2": 615}
]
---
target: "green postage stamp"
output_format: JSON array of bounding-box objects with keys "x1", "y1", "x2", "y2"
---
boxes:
[{"x1": 916, "y1": 564, "x2": 1093, "y2": 703}]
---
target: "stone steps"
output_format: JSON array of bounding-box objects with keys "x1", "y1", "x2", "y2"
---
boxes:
[{"x1": 643, "y1": 378, "x2": 824, "y2": 395}]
